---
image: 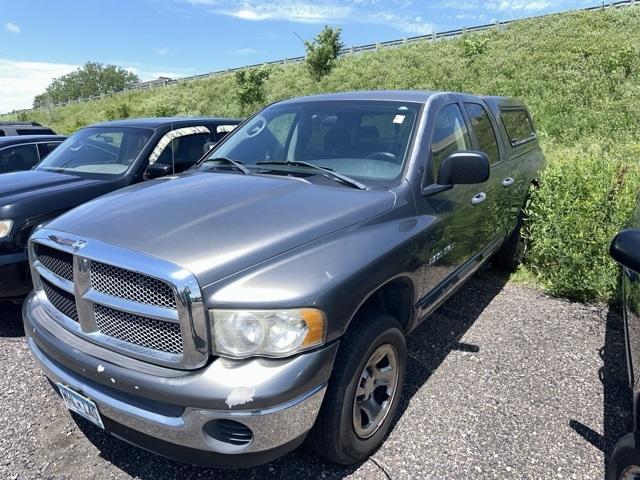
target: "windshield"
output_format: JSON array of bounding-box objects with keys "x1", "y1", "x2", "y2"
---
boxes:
[
  {"x1": 36, "y1": 126, "x2": 153, "y2": 176},
  {"x1": 203, "y1": 100, "x2": 420, "y2": 185}
]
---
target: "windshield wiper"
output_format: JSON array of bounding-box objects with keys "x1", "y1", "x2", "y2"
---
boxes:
[
  {"x1": 205, "y1": 157, "x2": 249, "y2": 175},
  {"x1": 256, "y1": 160, "x2": 366, "y2": 190}
]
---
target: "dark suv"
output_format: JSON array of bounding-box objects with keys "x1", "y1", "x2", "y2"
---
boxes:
[
  {"x1": 0, "y1": 135, "x2": 67, "y2": 173},
  {"x1": 0, "y1": 121, "x2": 56, "y2": 136},
  {"x1": 0, "y1": 117, "x2": 239, "y2": 300},
  {"x1": 23, "y1": 91, "x2": 544, "y2": 467}
]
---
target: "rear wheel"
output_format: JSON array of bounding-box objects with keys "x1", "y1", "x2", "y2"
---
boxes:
[
  {"x1": 494, "y1": 199, "x2": 529, "y2": 273},
  {"x1": 607, "y1": 433, "x2": 640, "y2": 480},
  {"x1": 308, "y1": 312, "x2": 406, "y2": 465}
]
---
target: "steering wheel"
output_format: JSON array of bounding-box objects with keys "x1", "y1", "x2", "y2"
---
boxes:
[{"x1": 366, "y1": 151, "x2": 397, "y2": 162}]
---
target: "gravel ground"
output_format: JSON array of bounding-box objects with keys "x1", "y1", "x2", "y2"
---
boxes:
[{"x1": 0, "y1": 267, "x2": 631, "y2": 480}]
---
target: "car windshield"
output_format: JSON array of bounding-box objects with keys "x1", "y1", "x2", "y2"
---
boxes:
[
  {"x1": 36, "y1": 126, "x2": 153, "y2": 176},
  {"x1": 202, "y1": 100, "x2": 420, "y2": 185}
]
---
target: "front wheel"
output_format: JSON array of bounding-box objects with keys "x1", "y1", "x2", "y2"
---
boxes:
[
  {"x1": 607, "y1": 433, "x2": 640, "y2": 480},
  {"x1": 307, "y1": 312, "x2": 407, "y2": 465}
]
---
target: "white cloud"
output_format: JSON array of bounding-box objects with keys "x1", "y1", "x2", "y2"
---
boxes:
[
  {"x1": 226, "y1": 47, "x2": 262, "y2": 55},
  {"x1": 183, "y1": 0, "x2": 433, "y2": 33},
  {"x1": 154, "y1": 47, "x2": 171, "y2": 55},
  {"x1": 487, "y1": 0, "x2": 552, "y2": 11},
  {"x1": 5, "y1": 22, "x2": 21, "y2": 34},
  {"x1": 0, "y1": 58, "x2": 77, "y2": 113}
]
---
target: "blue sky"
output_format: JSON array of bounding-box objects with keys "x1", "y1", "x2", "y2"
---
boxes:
[{"x1": 1, "y1": 0, "x2": 599, "y2": 113}]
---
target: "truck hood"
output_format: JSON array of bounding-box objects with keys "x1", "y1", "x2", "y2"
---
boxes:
[
  {"x1": 49, "y1": 172, "x2": 396, "y2": 286},
  {"x1": 0, "y1": 170, "x2": 101, "y2": 206}
]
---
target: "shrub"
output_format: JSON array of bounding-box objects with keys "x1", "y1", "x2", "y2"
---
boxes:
[
  {"x1": 526, "y1": 142, "x2": 640, "y2": 302},
  {"x1": 305, "y1": 26, "x2": 344, "y2": 81},
  {"x1": 234, "y1": 67, "x2": 270, "y2": 115}
]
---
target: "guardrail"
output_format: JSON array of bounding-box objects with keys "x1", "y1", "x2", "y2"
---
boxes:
[{"x1": 12, "y1": 0, "x2": 638, "y2": 113}]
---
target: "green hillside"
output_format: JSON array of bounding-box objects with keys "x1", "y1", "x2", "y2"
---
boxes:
[{"x1": 6, "y1": 6, "x2": 640, "y2": 302}]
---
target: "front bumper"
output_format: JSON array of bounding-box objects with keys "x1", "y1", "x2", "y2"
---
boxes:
[
  {"x1": 24, "y1": 292, "x2": 338, "y2": 467},
  {"x1": 0, "y1": 252, "x2": 30, "y2": 299}
]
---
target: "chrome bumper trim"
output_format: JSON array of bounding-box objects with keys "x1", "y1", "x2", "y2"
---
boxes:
[{"x1": 28, "y1": 336, "x2": 325, "y2": 454}]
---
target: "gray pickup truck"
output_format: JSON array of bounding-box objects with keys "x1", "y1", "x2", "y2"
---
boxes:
[{"x1": 23, "y1": 91, "x2": 544, "y2": 467}]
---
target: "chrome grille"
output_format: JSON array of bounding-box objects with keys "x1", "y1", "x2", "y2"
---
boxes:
[
  {"x1": 30, "y1": 230, "x2": 208, "y2": 369},
  {"x1": 36, "y1": 244, "x2": 73, "y2": 281},
  {"x1": 94, "y1": 304, "x2": 183, "y2": 354},
  {"x1": 41, "y1": 279, "x2": 78, "y2": 322},
  {"x1": 90, "y1": 261, "x2": 177, "y2": 309}
]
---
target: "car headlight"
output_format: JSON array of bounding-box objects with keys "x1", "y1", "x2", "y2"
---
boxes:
[
  {"x1": 211, "y1": 308, "x2": 326, "y2": 358},
  {"x1": 0, "y1": 220, "x2": 13, "y2": 239}
]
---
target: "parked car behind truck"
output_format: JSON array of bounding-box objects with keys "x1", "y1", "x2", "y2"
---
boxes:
[
  {"x1": 0, "y1": 134, "x2": 66, "y2": 173},
  {"x1": 0, "y1": 117, "x2": 240, "y2": 301},
  {"x1": 607, "y1": 202, "x2": 640, "y2": 480},
  {"x1": 23, "y1": 91, "x2": 544, "y2": 467}
]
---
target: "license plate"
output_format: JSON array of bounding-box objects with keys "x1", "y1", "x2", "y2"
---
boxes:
[{"x1": 57, "y1": 383, "x2": 104, "y2": 429}]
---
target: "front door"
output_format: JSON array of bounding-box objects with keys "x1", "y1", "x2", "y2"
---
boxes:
[{"x1": 414, "y1": 102, "x2": 491, "y2": 314}]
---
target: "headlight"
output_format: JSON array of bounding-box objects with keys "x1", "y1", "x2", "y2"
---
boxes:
[
  {"x1": 0, "y1": 220, "x2": 13, "y2": 239},
  {"x1": 212, "y1": 308, "x2": 326, "y2": 358}
]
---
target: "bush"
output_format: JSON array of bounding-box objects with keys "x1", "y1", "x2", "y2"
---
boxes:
[
  {"x1": 305, "y1": 26, "x2": 344, "y2": 81},
  {"x1": 526, "y1": 142, "x2": 640, "y2": 302},
  {"x1": 234, "y1": 67, "x2": 270, "y2": 115}
]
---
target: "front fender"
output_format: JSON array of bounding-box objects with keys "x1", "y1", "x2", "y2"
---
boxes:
[{"x1": 204, "y1": 213, "x2": 433, "y2": 343}]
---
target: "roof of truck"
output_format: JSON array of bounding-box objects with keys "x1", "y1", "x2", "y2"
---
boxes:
[
  {"x1": 277, "y1": 90, "x2": 523, "y2": 108},
  {"x1": 90, "y1": 117, "x2": 242, "y2": 129}
]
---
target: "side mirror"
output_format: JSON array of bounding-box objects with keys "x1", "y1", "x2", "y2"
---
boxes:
[
  {"x1": 203, "y1": 141, "x2": 217, "y2": 155},
  {"x1": 145, "y1": 163, "x2": 172, "y2": 179},
  {"x1": 437, "y1": 151, "x2": 490, "y2": 186},
  {"x1": 610, "y1": 229, "x2": 640, "y2": 273}
]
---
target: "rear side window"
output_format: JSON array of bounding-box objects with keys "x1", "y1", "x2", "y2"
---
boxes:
[
  {"x1": 464, "y1": 103, "x2": 500, "y2": 164},
  {"x1": 431, "y1": 104, "x2": 471, "y2": 175},
  {"x1": 500, "y1": 109, "x2": 536, "y2": 146},
  {"x1": 16, "y1": 128, "x2": 56, "y2": 135},
  {"x1": 0, "y1": 144, "x2": 40, "y2": 173},
  {"x1": 37, "y1": 142, "x2": 62, "y2": 159}
]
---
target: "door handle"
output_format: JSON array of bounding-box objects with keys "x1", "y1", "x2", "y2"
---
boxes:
[
  {"x1": 502, "y1": 177, "x2": 515, "y2": 187},
  {"x1": 471, "y1": 192, "x2": 487, "y2": 205}
]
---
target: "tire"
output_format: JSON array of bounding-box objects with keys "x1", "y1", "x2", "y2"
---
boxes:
[
  {"x1": 607, "y1": 432, "x2": 640, "y2": 480},
  {"x1": 493, "y1": 210, "x2": 527, "y2": 273},
  {"x1": 307, "y1": 311, "x2": 406, "y2": 465}
]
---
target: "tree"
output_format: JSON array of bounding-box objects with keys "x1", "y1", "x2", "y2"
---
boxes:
[
  {"x1": 304, "y1": 26, "x2": 344, "y2": 81},
  {"x1": 234, "y1": 67, "x2": 270, "y2": 114},
  {"x1": 33, "y1": 62, "x2": 138, "y2": 107}
]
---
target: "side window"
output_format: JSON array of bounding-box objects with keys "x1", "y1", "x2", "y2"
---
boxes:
[
  {"x1": 500, "y1": 109, "x2": 536, "y2": 146},
  {"x1": 156, "y1": 132, "x2": 210, "y2": 173},
  {"x1": 267, "y1": 113, "x2": 296, "y2": 148},
  {"x1": 0, "y1": 144, "x2": 40, "y2": 173},
  {"x1": 215, "y1": 124, "x2": 237, "y2": 142},
  {"x1": 431, "y1": 104, "x2": 471, "y2": 175},
  {"x1": 37, "y1": 142, "x2": 62, "y2": 159},
  {"x1": 464, "y1": 103, "x2": 500, "y2": 164}
]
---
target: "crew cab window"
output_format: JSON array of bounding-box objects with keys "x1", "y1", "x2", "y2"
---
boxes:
[
  {"x1": 500, "y1": 109, "x2": 536, "y2": 146},
  {"x1": 0, "y1": 144, "x2": 40, "y2": 173},
  {"x1": 464, "y1": 103, "x2": 500, "y2": 164},
  {"x1": 431, "y1": 104, "x2": 471, "y2": 175}
]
